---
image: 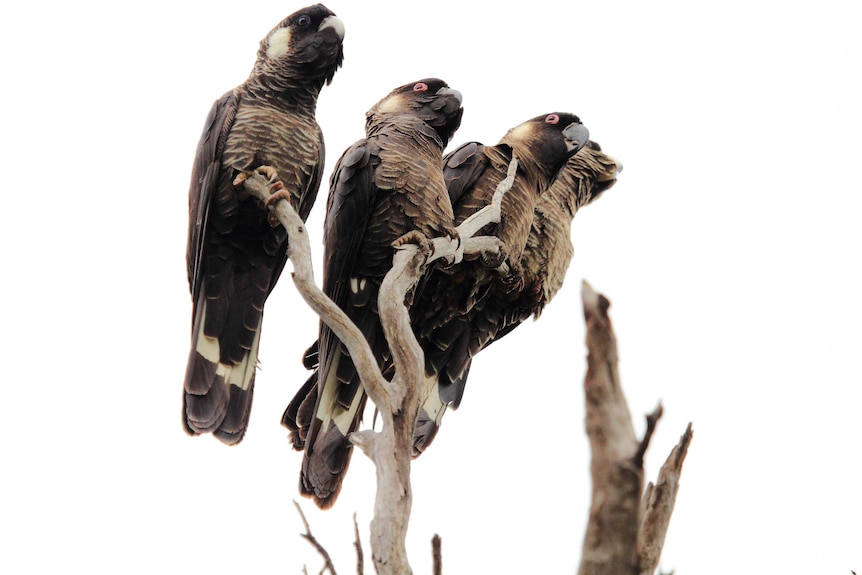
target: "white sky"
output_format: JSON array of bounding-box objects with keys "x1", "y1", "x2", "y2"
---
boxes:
[{"x1": 2, "y1": 1, "x2": 860, "y2": 573}]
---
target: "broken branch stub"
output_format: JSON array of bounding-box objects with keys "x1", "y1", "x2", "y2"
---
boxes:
[{"x1": 579, "y1": 281, "x2": 693, "y2": 575}]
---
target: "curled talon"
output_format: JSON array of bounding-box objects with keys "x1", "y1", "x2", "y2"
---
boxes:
[
  {"x1": 265, "y1": 186, "x2": 289, "y2": 227},
  {"x1": 232, "y1": 171, "x2": 251, "y2": 188},
  {"x1": 437, "y1": 255, "x2": 460, "y2": 270},
  {"x1": 500, "y1": 273, "x2": 525, "y2": 296},
  {"x1": 498, "y1": 261, "x2": 525, "y2": 295},
  {"x1": 446, "y1": 235, "x2": 464, "y2": 267},
  {"x1": 264, "y1": 182, "x2": 288, "y2": 207},
  {"x1": 480, "y1": 243, "x2": 508, "y2": 269},
  {"x1": 391, "y1": 230, "x2": 433, "y2": 257},
  {"x1": 255, "y1": 165, "x2": 279, "y2": 183}
]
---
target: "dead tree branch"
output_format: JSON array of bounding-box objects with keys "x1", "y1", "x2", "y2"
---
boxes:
[
  {"x1": 431, "y1": 534, "x2": 442, "y2": 575},
  {"x1": 246, "y1": 169, "x2": 691, "y2": 575},
  {"x1": 240, "y1": 160, "x2": 517, "y2": 575},
  {"x1": 578, "y1": 281, "x2": 693, "y2": 575},
  {"x1": 638, "y1": 423, "x2": 694, "y2": 575},
  {"x1": 240, "y1": 171, "x2": 390, "y2": 406},
  {"x1": 293, "y1": 500, "x2": 338, "y2": 575},
  {"x1": 353, "y1": 513, "x2": 364, "y2": 575}
]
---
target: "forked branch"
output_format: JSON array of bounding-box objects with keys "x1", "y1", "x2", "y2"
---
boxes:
[
  {"x1": 579, "y1": 281, "x2": 693, "y2": 575},
  {"x1": 240, "y1": 159, "x2": 518, "y2": 575}
]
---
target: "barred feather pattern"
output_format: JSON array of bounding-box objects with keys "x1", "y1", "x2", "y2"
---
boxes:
[
  {"x1": 286, "y1": 80, "x2": 463, "y2": 508},
  {"x1": 183, "y1": 5, "x2": 343, "y2": 444},
  {"x1": 412, "y1": 138, "x2": 621, "y2": 455}
]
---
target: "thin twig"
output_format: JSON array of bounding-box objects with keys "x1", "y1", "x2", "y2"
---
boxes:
[
  {"x1": 353, "y1": 513, "x2": 364, "y2": 575},
  {"x1": 432, "y1": 534, "x2": 442, "y2": 575},
  {"x1": 293, "y1": 500, "x2": 338, "y2": 575},
  {"x1": 633, "y1": 404, "x2": 664, "y2": 467}
]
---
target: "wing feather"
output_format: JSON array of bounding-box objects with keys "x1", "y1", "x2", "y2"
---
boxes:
[{"x1": 187, "y1": 90, "x2": 238, "y2": 308}]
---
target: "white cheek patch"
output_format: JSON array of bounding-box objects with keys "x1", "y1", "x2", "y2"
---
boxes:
[
  {"x1": 375, "y1": 93, "x2": 406, "y2": 115},
  {"x1": 266, "y1": 27, "x2": 292, "y2": 59},
  {"x1": 507, "y1": 122, "x2": 532, "y2": 141}
]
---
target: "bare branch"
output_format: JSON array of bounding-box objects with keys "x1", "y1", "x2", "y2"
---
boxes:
[
  {"x1": 360, "y1": 159, "x2": 518, "y2": 575},
  {"x1": 579, "y1": 282, "x2": 693, "y2": 575},
  {"x1": 353, "y1": 513, "x2": 364, "y2": 575},
  {"x1": 579, "y1": 281, "x2": 641, "y2": 575},
  {"x1": 633, "y1": 404, "x2": 664, "y2": 468},
  {"x1": 638, "y1": 423, "x2": 694, "y2": 575},
  {"x1": 244, "y1": 161, "x2": 517, "y2": 575},
  {"x1": 240, "y1": 171, "x2": 392, "y2": 405},
  {"x1": 456, "y1": 156, "x2": 518, "y2": 237},
  {"x1": 293, "y1": 500, "x2": 338, "y2": 575},
  {"x1": 431, "y1": 534, "x2": 442, "y2": 575}
]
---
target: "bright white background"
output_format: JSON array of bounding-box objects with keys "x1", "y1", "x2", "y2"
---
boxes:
[{"x1": 2, "y1": 1, "x2": 860, "y2": 573}]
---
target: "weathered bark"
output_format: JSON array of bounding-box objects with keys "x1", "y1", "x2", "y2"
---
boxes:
[
  {"x1": 578, "y1": 281, "x2": 693, "y2": 575},
  {"x1": 638, "y1": 423, "x2": 693, "y2": 575},
  {"x1": 431, "y1": 534, "x2": 442, "y2": 575}
]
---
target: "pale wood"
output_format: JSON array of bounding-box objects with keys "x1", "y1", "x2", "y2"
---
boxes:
[
  {"x1": 243, "y1": 170, "x2": 693, "y2": 575},
  {"x1": 240, "y1": 160, "x2": 517, "y2": 575},
  {"x1": 241, "y1": 171, "x2": 390, "y2": 405}
]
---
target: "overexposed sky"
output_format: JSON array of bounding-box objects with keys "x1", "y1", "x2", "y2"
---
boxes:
[{"x1": 2, "y1": 1, "x2": 860, "y2": 573}]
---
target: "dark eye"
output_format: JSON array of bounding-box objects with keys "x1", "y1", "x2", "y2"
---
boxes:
[
  {"x1": 413, "y1": 83, "x2": 429, "y2": 92},
  {"x1": 545, "y1": 114, "x2": 560, "y2": 125},
  {"x1": 297, "y1": 15, "x2": 311, "y2": 27}
]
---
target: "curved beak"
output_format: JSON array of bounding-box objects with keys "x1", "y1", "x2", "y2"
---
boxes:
[
  {"x1": 319, "y1": 15, "x2": 345, "y2": 40},
  {"x1": 563, "y1": 122, "x2": 590, "y2": 155},
  {"x1": 435, "y1": 86, "x2": 463, "y2": 105}
]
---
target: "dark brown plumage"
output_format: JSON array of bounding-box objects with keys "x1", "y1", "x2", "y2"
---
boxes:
[
  {"x1": 420, "y1": 113, "x2": 589, "y2": 327},
  {"x1": 282, "y1": 79, "x2": 464, "y2": 508},
  {"x1": 411, "y1": 115, "x2": 608, "y2": 455},
  {"x1": 183, "y1": 5, "x2": 344, "y2": 445},
  {"x1": 507, "y1": 140, "x2": 622, "y2": 323}
]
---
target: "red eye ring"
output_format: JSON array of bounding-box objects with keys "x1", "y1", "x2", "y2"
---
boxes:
[
  {"x1": 413, "y1": 82, "x2": 429, "y2": 92},
  {"x1": 545, "y1": 114, "x2": 560, "y2": 124}
]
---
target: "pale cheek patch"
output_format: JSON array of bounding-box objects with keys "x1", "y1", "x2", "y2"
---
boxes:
[
  {"x1": 507, "y1": 122, "x2": 533, "y2": 141},
  {"x1": 375, "y1": 93, "x2": 406, "y2": 115},
  {"x1": 266, "y1": 27, "x2": 292, "y2": 59}
]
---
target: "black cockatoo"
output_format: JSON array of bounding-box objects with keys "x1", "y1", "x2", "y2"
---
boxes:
[
  {"x1": 411, "y1": 115, "x2": 608, "y2": 455},
  {"x1": 283, "y1": 78, "x2": 464, "y2": 508},
  {"x1": 183, "y1": 5, "x2": 344, "y2": 444}
]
